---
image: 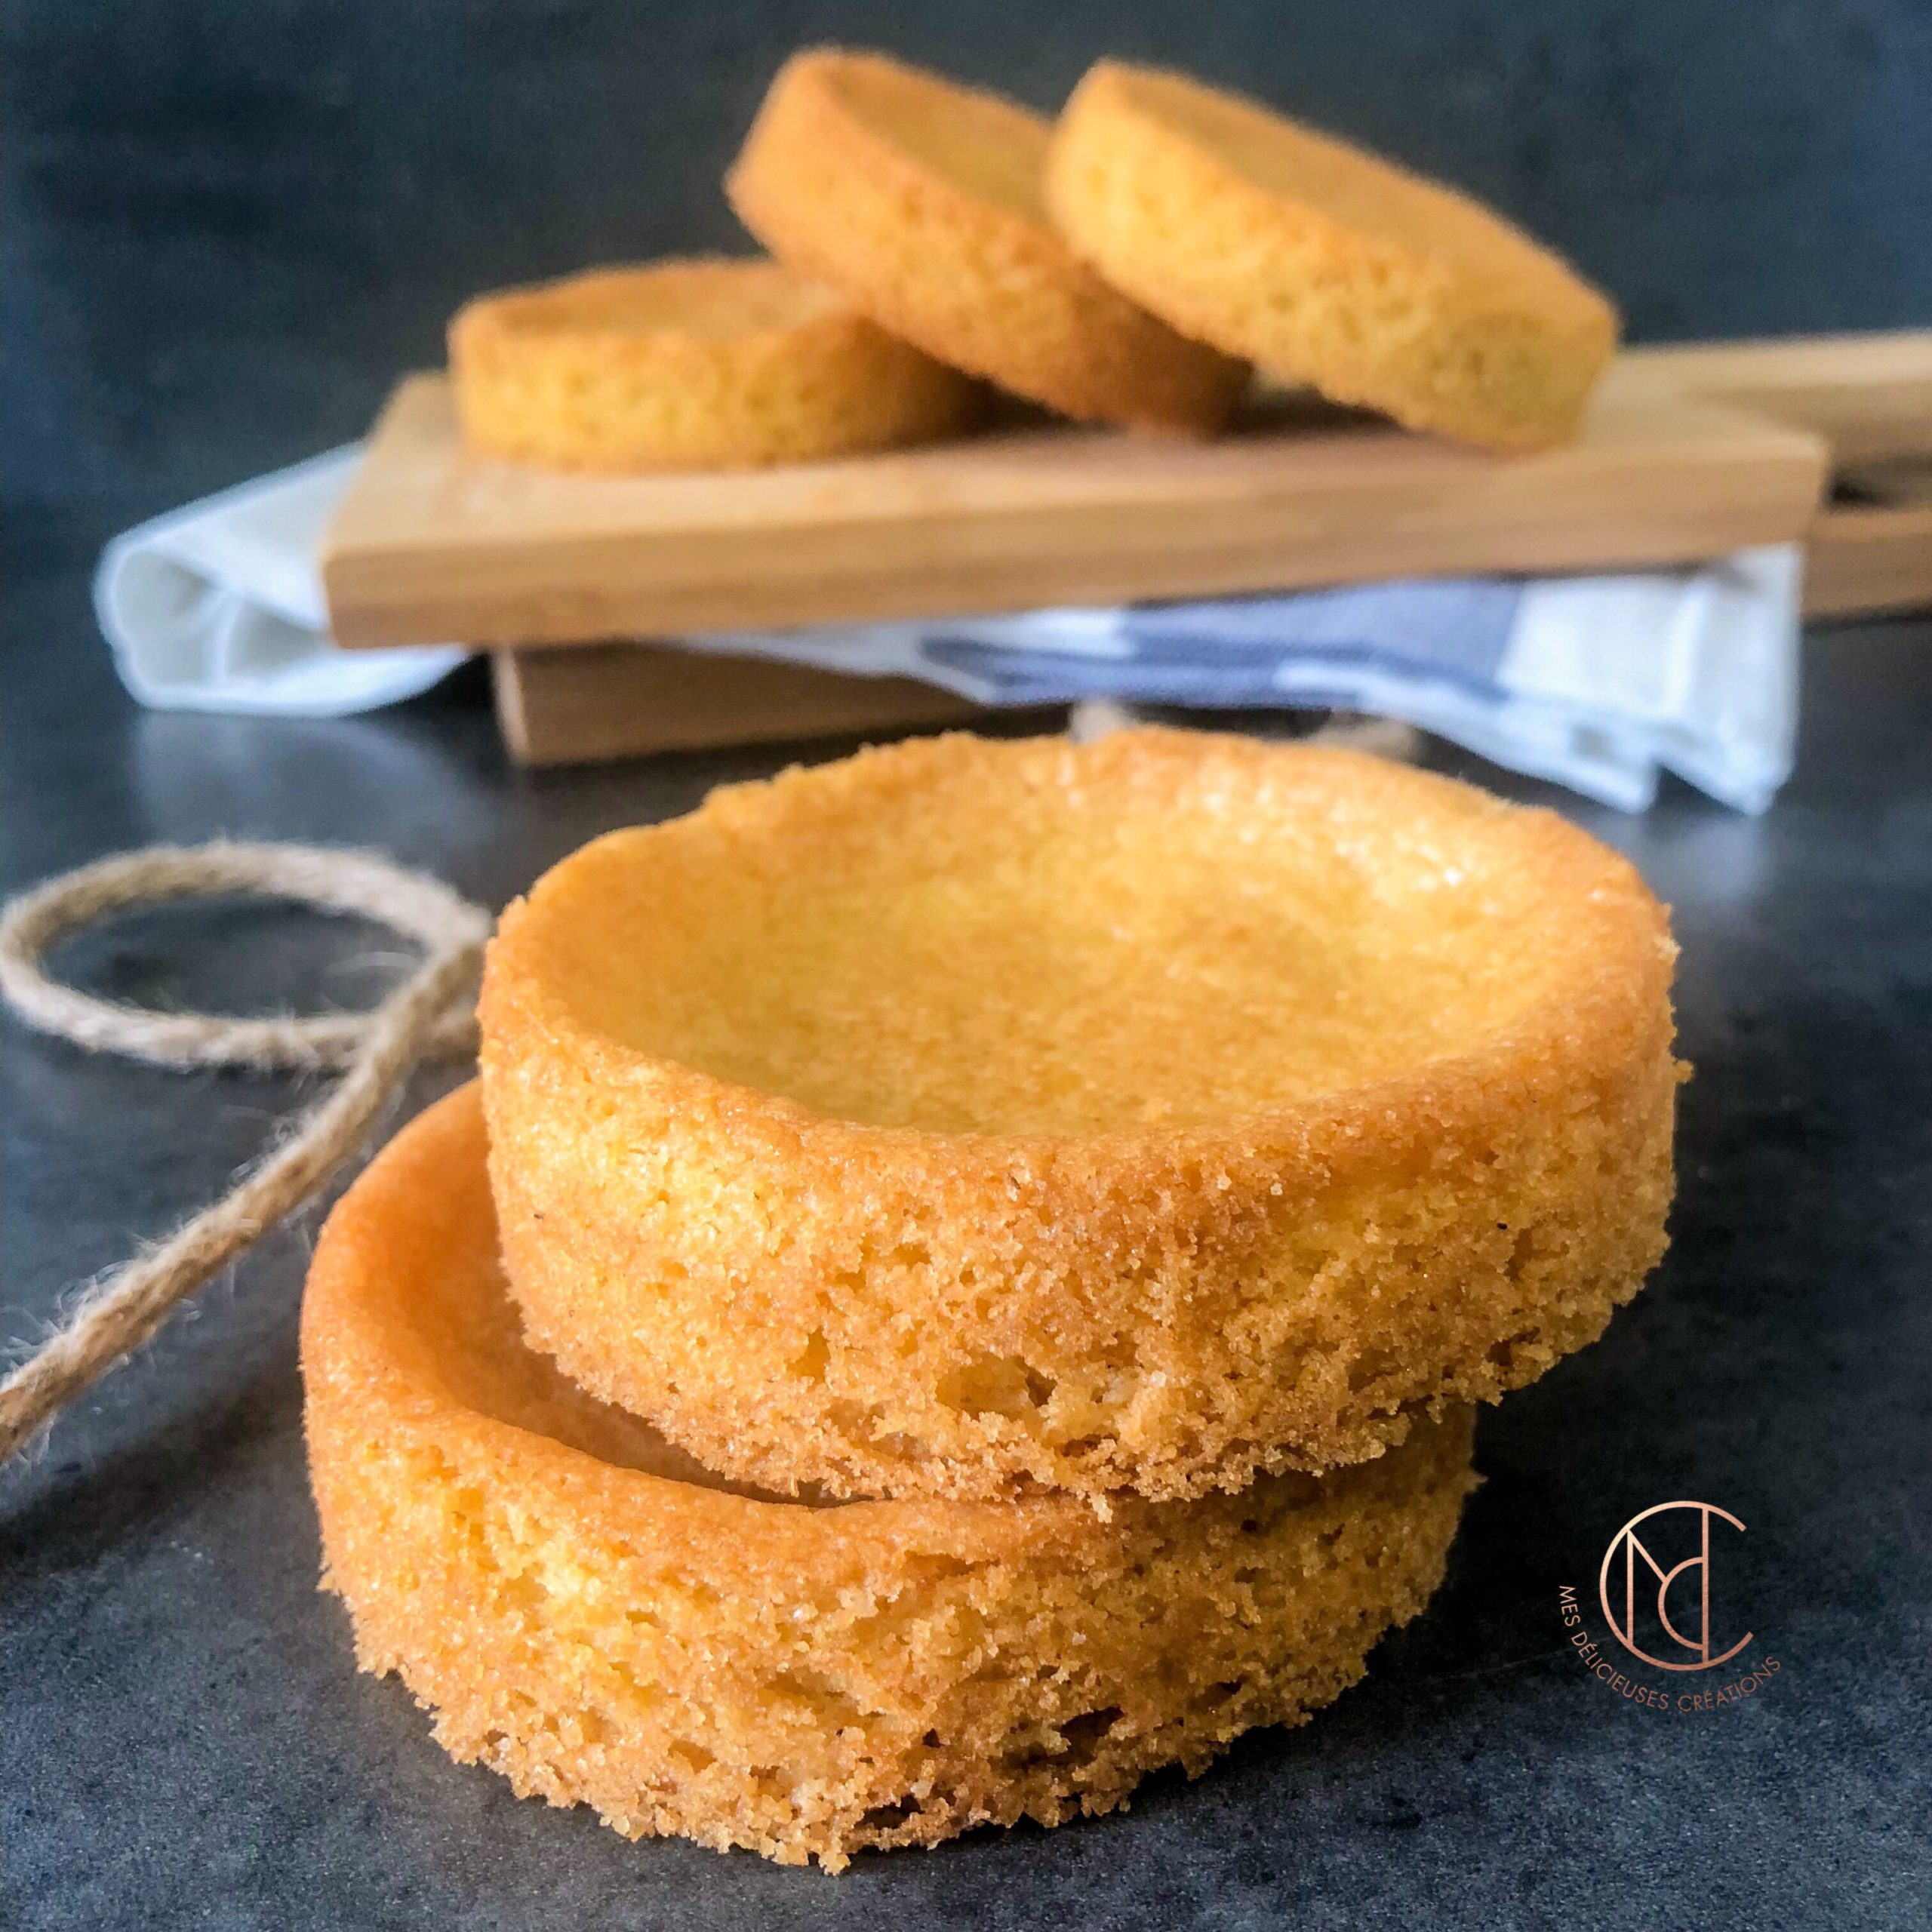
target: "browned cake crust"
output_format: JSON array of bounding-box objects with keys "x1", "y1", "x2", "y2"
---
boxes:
[
  {"x1": 724, "y1": 49, "x2": 1247, "y2": 431},
  {"x1": 1044, "y1": 63, "x2": 1620, "y2": 452},
  {"x1": 303, "y1": 1087, "x2": 1476, "y2": 1871},
  {"x1": 480, "y1": 728, "x2": 1678, "y2": 1506},
  {"x1": 448, "y1": 258, "x2": 981, "y2": 470}
]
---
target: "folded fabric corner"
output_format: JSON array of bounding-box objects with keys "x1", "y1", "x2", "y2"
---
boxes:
[{"x1": 94, "y1": 447, "x2": 466, "y2": 719}]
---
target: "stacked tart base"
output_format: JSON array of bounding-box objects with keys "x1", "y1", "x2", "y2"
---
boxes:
[
  {"x1": 304, "y1": 1087, "x2": 1475, "y2": 1870},
  {"x1": 303, "y1": 729, "x2": 1677, "y2": 1869}
]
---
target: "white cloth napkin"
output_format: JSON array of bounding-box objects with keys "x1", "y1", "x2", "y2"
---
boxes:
[
  {"x1": 94, "y1": 446, "x2": 1801, "y2": 811},
  {"x1": 95, "y1": 449, "x2": 466, "y2": 716}
]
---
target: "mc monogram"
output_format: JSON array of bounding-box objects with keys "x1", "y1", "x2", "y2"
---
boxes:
[{"x1": 1598, "y1": 1500, "x2": 1752, "y2": 1673}]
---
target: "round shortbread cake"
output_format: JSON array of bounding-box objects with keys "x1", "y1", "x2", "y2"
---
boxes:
[
  {"x1": 448, "y1": 258, "x2": 981, "y2": 470},
  {"x1": 724, "y1": 49, "x2": 1247, "y2": 432},
  {"x1": 1044, "y1": 62, "x2": 1619, "y2": 452},
  {"x1": 480, "y1": 728, "x2": 1678, "y2": 1506},
  {"x1": 303, "y1": 1085, "x2": 1476, "y2": 1871}
]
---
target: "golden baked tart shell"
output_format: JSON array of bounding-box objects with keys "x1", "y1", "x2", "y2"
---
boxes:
[
  {"x1": 725, "y1": 49, "x2": 1246, "y2": 432},
  {"x1": 448, "y1": 258, "x2": 981, "y2": 471},
  {"x1": 302, "y1": 1085, "x2": 1476, "y2": 1871},
  {"x1": 480, "y1": 728, "x2": 1678, "y2": 1506},
  {"x1": 1044, "y1": 63, "x2": 1619, "y2": 452}
]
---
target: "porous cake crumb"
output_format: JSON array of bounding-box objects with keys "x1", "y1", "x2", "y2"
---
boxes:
[
  {"x1": 1045, "y1": 62, "x2": 1619, "y2": 451},
  {"x1": 481, "y1": 728, "x2": 1678, "y2": 1505},
  {"x1": 727, "y1": 50, "x2": 1247, "y2": 431},
  {"x1": 450, "y1": 258, "x2": 980, "y2": 470},
  {"x1": 303, "y1": 1088, "x2": 1477, "y2": 1871}
]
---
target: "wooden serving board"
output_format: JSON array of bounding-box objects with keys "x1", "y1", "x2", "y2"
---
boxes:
[
  {"x1": 321, "y1": 361, "x2": 1826, "y2": 653},
  {"x1": 323, "y1": 331, "x2": 1932, "y2": 766}
]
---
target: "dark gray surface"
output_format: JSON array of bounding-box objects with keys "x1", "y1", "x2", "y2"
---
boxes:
[
  {"x1": 2, "y1": 513, "x2": 1930, "y2": 1925},
  {"x1": 6, "y1": 7, "x2": 1931, "y2": 1921},
  {"x1": 7, "y1": 0, "x2": 1932, "y2": 528}
]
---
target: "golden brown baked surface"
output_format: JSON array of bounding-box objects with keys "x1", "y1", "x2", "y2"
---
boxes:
[
  {"x1": 302, "y1": 1085, "x2": 1475, "y2": 1870},
  {"x1": 725, "y1": 50, "x2": 1247, "y2": 431},
  {"x1": 448, "y1": 258, "x2": 981, "y2": 470},
  {"x1": 480, "y1": 728, "x2": 1678, "y2": 1505},
  {"x1": 1044, "y1": 63, "x2": 1619, "y2": 451}
]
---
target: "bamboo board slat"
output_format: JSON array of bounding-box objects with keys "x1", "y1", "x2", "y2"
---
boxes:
[
  {"x1": 322, "y1": 365, "x2": 1826, "y2": 654},
  {"x1": 491, "y1": 641, "x2": 982, "y2": 765},
  {"x1": 1619, "y1": 332, "x2": 1932, "y2": 620}
]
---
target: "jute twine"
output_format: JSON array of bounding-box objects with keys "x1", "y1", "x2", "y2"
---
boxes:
[{"x1": 0, "y1": 842, "x2": 491, "y2": 1465}]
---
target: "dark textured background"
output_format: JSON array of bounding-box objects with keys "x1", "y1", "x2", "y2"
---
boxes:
[{"x1": 3, "y1": 3, "x2": 1931, "y2": 1927}]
